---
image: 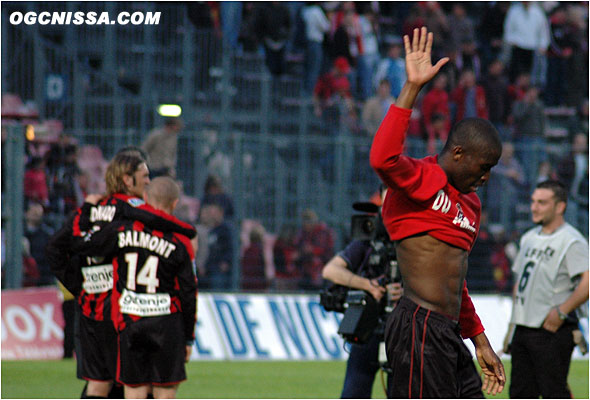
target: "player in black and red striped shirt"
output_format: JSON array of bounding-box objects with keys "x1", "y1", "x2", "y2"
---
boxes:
[
  {"x1": 76, "y1": 176, "x2": 197, "y2": 399},
  {"x1": 47, "y1": 154, "x2": 196, "y2": 398}
]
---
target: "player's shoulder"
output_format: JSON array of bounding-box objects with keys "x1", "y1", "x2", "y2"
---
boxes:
[
  {"x1": 172, "y1": 232, "x2": 195, "y2": 260},
  {"x1": 464, "y1": 191, "x2": 481, "y2": 209},
  {"x1": 560, "y1": 223, "x2": 588, "y2": 245},
  {"x1": 109, "y1": 193, "x2": 146, "y2": 208}
]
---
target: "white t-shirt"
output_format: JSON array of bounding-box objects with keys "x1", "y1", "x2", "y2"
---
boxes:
[
  {"x1": 302, "y1": 5, "x2": 330, "y2": 43},
  {"x1": 503, "y1": 3, "x2": 550, "y2": 51},
  {"x1": 510, "y1": 223, "x2": 588, "y2": 327}
]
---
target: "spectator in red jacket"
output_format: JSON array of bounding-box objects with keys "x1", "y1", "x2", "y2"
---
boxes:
[
  {"x1": 273, "y1": 223, "x2": 300, "y2": 291},
  {"x1": 24, "y1": 156, "x2": 49, "y2": 207},
  {"x1": 241, "y1": 225, "x2": 268, "y2": 291},
  {"x1": 507, "y1": 72, "x2": 530, "y2": 105},
  {"x1": 295, "y1": 209, "x2": 334, "y2": 290},
  {"x1": 421, "y1": 73, "x2": 451, "y2": 145},
  {"x1": 313, "y1": 56, "x2": 354, "y2": 118},
  {"x1": 451, "y1": 69, "x2": 488, "y2": 124},
  {"x1": 22, "y1": 237, "x2": 40, "y2": 287}
]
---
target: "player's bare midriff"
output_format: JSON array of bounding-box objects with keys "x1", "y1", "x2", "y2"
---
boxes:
[{"x1": 396, "y1": 233, "x2": 468, "y2": 318}]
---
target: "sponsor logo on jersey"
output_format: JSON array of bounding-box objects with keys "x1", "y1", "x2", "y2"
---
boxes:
[
  {"x1": 89, "y1": 205, "x2": 116, "y2": 222},
  {"x1": 432, "y1": 191, "x2": 476, "y2": 233},
  {"x1": 82, "y1": 264, "x2": 114, "y2": 293},
  {"x1": 524, "y1": 246, "x2": 555, "y2": 261},
  {"x1": 127, "y1": 198, "x2": 145, "y2": 207},
  {"x1": 119, "y1": 289, "x2": 171, "y2": 316},
  {"x1": 453, "y1": 203, "x2": 476, "y2": 233}
]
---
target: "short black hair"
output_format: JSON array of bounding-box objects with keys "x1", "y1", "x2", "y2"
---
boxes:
[
  {"x1": 442, "y1": 117, "x2": 501, "y2": 157},
  {"x1": 164, "y1": 117, "x2": 182, "y2": 128},
  {"x1": 204, "y1": 174, "x2": 222, "y2": 192},
  {"x1": 431, "y1": 113, "x2": 446, "y2": 123},
  {"x1": 536, "y1": 180, "x2": 568, "y2": 204}
]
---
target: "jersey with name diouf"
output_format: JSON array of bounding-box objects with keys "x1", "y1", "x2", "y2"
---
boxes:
[
  {"x1": 371, "y1": 105, "x2": 481, "y2": 251},
  {"x1": 370, "y1": 104, "x2": 485, "y2": 339},
  {"x1": 382, "y1": 155, "x2": 481, "y2": 251}
]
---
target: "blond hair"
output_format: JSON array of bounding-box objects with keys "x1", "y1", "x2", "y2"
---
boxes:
[
  {"x1": 145, "y1": 176, "x2": 180, "y2": 210},
  {"x1": 105, "y1": 153, "x2": 145, "y2": 195}
]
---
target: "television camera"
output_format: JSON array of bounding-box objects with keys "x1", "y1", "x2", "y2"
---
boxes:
[{"x1": 320, "y1": 201, "x2": 401, "y2": 345}]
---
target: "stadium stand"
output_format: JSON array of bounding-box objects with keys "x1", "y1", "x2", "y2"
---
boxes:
[{"x1": 2, "y1": 1, "x2": 588, "y2": 292}]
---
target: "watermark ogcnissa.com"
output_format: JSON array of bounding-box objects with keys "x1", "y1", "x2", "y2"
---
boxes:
[{"x1": 9, "y1": 11, "x2": 161, "y2": 25}]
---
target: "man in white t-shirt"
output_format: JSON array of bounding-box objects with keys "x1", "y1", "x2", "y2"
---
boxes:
[
  {"x1": 506, "y1": 180, "x2": 589, "y2": 398},
  {"x1": 302, "y1": 2, "x2": 330, "y2": 93}
]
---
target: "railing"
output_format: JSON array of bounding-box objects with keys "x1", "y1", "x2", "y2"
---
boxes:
[
  {"x1": 1, "y1": 2, "x2": 585, "y2": 291},
  {"x1": 1, "y1": 125, "x2": 26, "y2": 288}
]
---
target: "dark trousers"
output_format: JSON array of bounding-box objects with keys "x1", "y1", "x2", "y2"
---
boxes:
[
  {"x1": 509, "y1": 46, "x2": 534, "y2": 82},
  {"x1": 510, "y1": 324, "x2": 576, "y2": 398},
  {"x1": 385, "y1": 297, "x2": 483, "y2": 398},
  {"x1": 545, "y1": 57, "x2": 568, "y2": 106},
  {"x1": 74, "y1": 302, "x2": 84, "y2": 379},
  {"x1": 62, "y1": 299, "x2": 76, "y2": 358},
  {"x1": 341, "y1": 334, "x2": 385, "y2": 398},
  {"x1": 264, "y1": 46, "x2": 286, "y2": 76}
]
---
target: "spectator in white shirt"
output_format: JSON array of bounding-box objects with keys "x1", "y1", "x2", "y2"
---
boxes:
[
  {"x1": 302, "y1": 2, "x2": 331, "y2": 93},
  {"x1": 503, "y1": 2, "x2": 550, "y2": 84}
]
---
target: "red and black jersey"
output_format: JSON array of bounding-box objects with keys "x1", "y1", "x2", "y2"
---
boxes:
[
  {"x1": 370, "y1": 105, "x2": 481, "y2": 252},
  {"x1": 47, "y1": 193, "x2": 196, "y2": 322},
  {"x1": 370, "y1": 104, "x2": 484, "y2": 339},
  {"x1": 76, "y1": 217, "x2": 197, "y2": 343}
]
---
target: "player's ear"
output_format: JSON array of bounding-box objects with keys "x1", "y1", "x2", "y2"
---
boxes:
[
  {"x1": 171, "y1": 198, "x2": 179, "y2": 212},
  {"x1": 123, "y1": 173, "x2": 133, "y2": 189},
  {"x1": 452, "y1": 145, "x2": 464, "y2": 161},
  {"x1": 556, "y1": 200, "x2": 567, "y2": 215}
]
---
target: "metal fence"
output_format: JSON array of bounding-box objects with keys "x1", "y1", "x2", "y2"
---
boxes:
[{"x1": 2, "y1": 2, "x2": 585, "y2": 291}]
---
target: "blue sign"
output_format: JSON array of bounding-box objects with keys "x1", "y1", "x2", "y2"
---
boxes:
[{"x1": 46, "y1": 74, "x2": 67, "y2": 101}]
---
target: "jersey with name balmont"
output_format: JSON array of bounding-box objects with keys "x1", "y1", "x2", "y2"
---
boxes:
[
  {"x1": 511, "y1": 223, "x2": 589, "y2": 328},
  {"x1": 64, "y1": 194, "x2": 196, "y2": 322},
  {"x1": 80, "y1": 218, "x2": 197, "y2": 343},
  {"x1": 370, "y1": 104, "x2": 484, "y2": 339}
]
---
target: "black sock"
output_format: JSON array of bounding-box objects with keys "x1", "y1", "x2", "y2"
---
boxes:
[
  {"x1": 107, "y1": 384, "x2": 124, "y2": 399},
  {"x1": 80, "y1": 383, "x2": 88, "y2": 398}
]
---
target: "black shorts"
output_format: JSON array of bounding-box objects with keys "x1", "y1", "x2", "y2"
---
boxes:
[
  {"x1": 385, "y1": 296, "x2": 484, "y2": 398},
  {"x1": 117, "y1": 313, "x2": 187, "y2": 386},
  {"x1": 79, "y1": 315, "x2": 118, "y2": 382}
]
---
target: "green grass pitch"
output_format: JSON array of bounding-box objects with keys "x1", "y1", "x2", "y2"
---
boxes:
[{"x1": 1, "y1": 359, "x2": 588, "y2": 398}]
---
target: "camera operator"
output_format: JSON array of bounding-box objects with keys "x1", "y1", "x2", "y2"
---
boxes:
[{"x1": 322, "y1": 227, "x2": 403, "y2": 398}]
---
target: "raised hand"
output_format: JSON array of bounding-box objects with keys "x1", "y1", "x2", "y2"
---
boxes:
[
  {"x1": 396, "y1": 27, "x2": 449, "y2": 109},
  {"x1": 403, "y1": 27, "x2": 449, "y2": 88}
]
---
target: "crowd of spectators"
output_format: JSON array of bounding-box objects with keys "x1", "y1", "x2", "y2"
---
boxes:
[
  {"x1": 195, "y1": 3, "x2": 586, "y2": 109},
  {"x1": 188, "y1": 176, "x2": 336, "y2": 292},
  {"x1": 1, "y1": 95, "x2": 110, "y2": 288},
  {"x1": 3, "y1": 1, "x2": 588, "y2": 294},
  {"x1": 181, "y1": 0, "x2": 589, "y2": 293},
  {"x1": 193, "y1": 2, "x2": 588, "y2": 215}
]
